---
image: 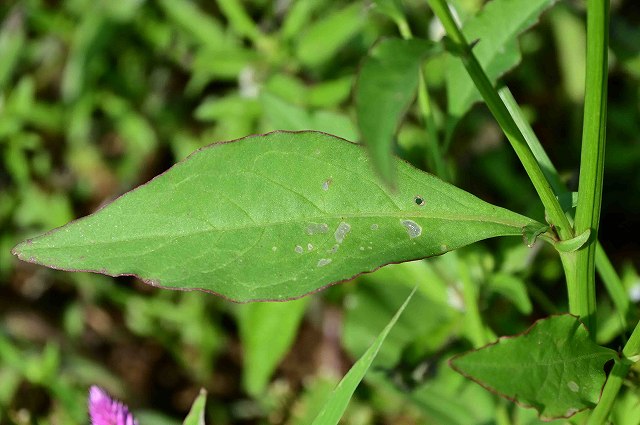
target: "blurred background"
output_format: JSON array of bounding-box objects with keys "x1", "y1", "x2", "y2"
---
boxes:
[{"x1": 1, "y1": 0, "x2": 639, "y2": 423}]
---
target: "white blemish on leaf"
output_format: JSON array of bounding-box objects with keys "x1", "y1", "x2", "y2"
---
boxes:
[
  {"x1": 306, "y1": 223, "x2": 329, "y2": 235},
  {"x1": 401, "y1": 219, "x2": 422, "y2": 238},
  {"x1": 334, "y1": 222, "x2": 351, "y2": 243},
  {"x1": 295, "y1": 245, "x2": 304, "y2": 254},
  {"x1": 567, "y1": 381, "x2": 579, "y2": 392},
  {"x1": 317, "y1": 258, "x2": 332, "y2": 267}
]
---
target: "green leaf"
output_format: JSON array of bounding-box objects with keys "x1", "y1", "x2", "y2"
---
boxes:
[
  {"x1": 446, "y1": 0, "x2": 557, "y2": 120},
  {"x1": 238, "y1": 297, "x2": 310, "y2": 396},
  {"x1": 554, "y1": 229, "x2": 591, "y2": 253},
  {"x1": 450, "y1": 315, "x2": 616, "y2": 420},
  {"x1": 157, "y1": 0, "x2": 226, "y2": 51},
  {"x1": 295, "y1": 3, "x2": 365, "y2": 68},
  {"x1": 343, "y1": 264, "x2": 459, "y2": 369},
  {"x1": 288, "y1": 375, "x2": 340, "y2": 425},
  {"x1": 487, "y1": 272, "x2": 532, "y2": 315},
  {"x1": 182, "y1": 388, "x2": 207, "y2": 425},
  {"x1": 0, "y1": 7, "x2": 26, "y2": 91},
  {"x1": 521, "y1": 222, "x2": 549, "y2": 247},
  {"x1": 356, "y1": 38, "x2": 438, "y2": 186},
  {"x1": 372, "y1": 0, "x2": 405, "y2": 23},
  {"x1": 12, "y1": 131, "x2": 539, "y2": 302},
  {"x1": 260, "y1": 92, "x2": 358, "y2": 141},
  {"x1": 409, "y1": 362, "x2": 498, "y2": 425},
  {"x1": 311, "y1": 288, "x2": 415, "y2": 425}
]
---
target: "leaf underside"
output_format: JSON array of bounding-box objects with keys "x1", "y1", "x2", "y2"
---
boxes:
[
  {"x1": 450, "y1": 314, "x2": 616, "y2": 420},
  {"x1": 13, "y1": 131, "x2": 538, "y2": 302}
]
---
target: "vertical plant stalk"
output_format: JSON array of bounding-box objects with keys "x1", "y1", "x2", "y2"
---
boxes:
[
  {"x1": 425, "y1": 0, "x2": 572, "y2": 241},
  {"x1": 500, "y1": 87, "x2": 629, "y2": 328},
  {"x1": 588, "y1": 320, "x2": 640, "y2": 424},
  {"x1": 573, "y1": 0, "x2": 609, "y2": 336},
  {"x1": 426, "y1": 0, "x2": 583, "y2": 322}
]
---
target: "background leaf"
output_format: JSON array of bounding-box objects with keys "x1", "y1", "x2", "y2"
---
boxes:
[
  {"x1": 13, "y1": 131, "x2": 538, "y2": 301},
  {"x1": 311, "y1": 289, "x2": 415, "y2": 425},
  {"x1": 182, "y1": 388, "x2": 207, "y2": 425},
  {"x1": 446, "y1": 0, "x2": 557, "y2": 121},
  {"x1": 450, "y1": 314, "x2": 616, "y2": 419},
  {"x1": 12, "y1": 131, "x2": 539, "y2": 302},
  {"x1": 237, "y1": 297, "x2": 310, "y2": 396},
  {"x1": 295, "y1": 3, "x2": 365, "y2": 68},
  {"x1": 260, "y1": 92, "x2": 358, "y2": 141},
  {"x1": 356, "y1": 38, "x2": 438, "y2": 185}
]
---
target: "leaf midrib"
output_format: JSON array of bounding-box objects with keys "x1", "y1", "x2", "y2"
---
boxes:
[
  {"x1": 24, "y1": 210, "x2": 530, "y2": 250},
  {"x1": 458, "y1": 350, "x2": 614, "y2": 370}
]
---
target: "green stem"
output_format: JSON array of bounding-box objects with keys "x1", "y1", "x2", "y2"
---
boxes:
[
  {"x1": 588, "y1": 320, "x2": 640, "y2": 424},
  {"x1": 394, "y1": 14, "x2": 413, "y2": 40},
  {"x1": 426, "y1": 0, "x2": 572, "y2": 241},
  {"x1": 500, "y1": 86, "x2": 630, "y2": 330},
  {"x1": 498, "y1": 87, "x2": 566, "y2": 194},
  {"x1": 573, "y1": 0, "x2": 609, "y2": 337}
]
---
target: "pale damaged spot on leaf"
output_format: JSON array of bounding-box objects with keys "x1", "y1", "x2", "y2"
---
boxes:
[
  {"x1": 401, "y1": 220, "x2": 422, "y2": 238},
  {"x1": 306, "y1": 223, "x2": 329, "y2": 235},
  {"x1": 334, "y1": 222, "x2": 351, "y2": 243},
  {"x1": 317, "y1": 258, "x2": 332, "y2": 267}
]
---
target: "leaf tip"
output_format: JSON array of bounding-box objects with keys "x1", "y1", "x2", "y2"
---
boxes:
[{"x1": 11, "y1": 239, "x2": 32, "y2": 261}]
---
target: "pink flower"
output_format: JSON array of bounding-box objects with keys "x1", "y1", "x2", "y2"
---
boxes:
[{"x1": 88, "y1": 386, "x2": 139, "y2": 425}]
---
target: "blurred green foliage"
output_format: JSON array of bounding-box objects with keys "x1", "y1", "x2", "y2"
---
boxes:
[{"x1": 1, "y1": 0, "x2": 640, "y2": 424}]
